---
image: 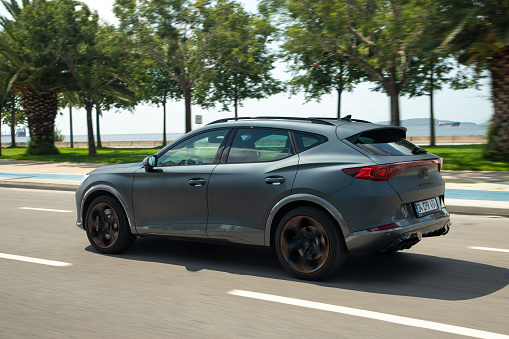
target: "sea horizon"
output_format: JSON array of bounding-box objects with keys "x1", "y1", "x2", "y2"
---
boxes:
[{"x1": 1, "y1": 124, "x2": 488, "y2": 143}]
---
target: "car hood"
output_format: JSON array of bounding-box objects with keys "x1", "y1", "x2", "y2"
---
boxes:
[{"x1": 88, "y1": 162, "x2": 142, "y2": 175}]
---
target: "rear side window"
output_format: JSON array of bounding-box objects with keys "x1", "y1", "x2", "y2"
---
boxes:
[
  {"x1": 226, "y1": 128, "x2": 293, "y2": 163},
  {"x1": 294, "y1": 132, "x2": 325, "y2": 152},
  {"x1": 347, "y1": 128, "x2": 417, "y2": 156}
]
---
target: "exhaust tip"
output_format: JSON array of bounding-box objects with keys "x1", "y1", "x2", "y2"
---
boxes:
[{"x1": 442, "y1": 221, "x2": 452, "y2": 235}]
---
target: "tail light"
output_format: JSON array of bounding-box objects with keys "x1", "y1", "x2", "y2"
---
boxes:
[{"x1": 342, "y1": 159, "x2": 442, "y2": 181}]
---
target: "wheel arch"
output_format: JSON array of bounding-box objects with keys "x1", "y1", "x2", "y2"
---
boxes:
[
  {"x1": 81, "y1": 184, "x2": 136, "y2": 234},
  {"x1": 265, "y1": 194, "x2": 349, "y2": 248}
]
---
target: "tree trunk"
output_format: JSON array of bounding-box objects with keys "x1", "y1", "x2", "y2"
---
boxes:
[
  {"x1": 388, "y1": 83, "x2": 401, "y2": 126},
  {"x1": 10, "y1": 104, "x2": 16, "y2": 147},
  {"x1": 85, "y1": 101, "x2": 96, "y2": 157},
  {"x1": 486, "y1": 48, "x2": 509, "y2": 160},
  {"x1": 96, "y1": 106, "x2": 102, "y2": 148},
  {"x1": 429, "y1": 63, "x2": 436, "y2": 147},
  {"x1": 234, "y1": 96, "x2": 238, "y2": 118},
  {"x1": 69, "y1": 104, "x2": 74, "y2": 148},
  {"x1": 234, "y1": 82, "x2": 239, "y2": 118},
  {"x1": 184, "y1": 88, "x2": 192, "y2": 133},
  {"x1": 21, "y1": 91, "x2": 59, "y2": 155},
  {"x1": 163, "y1": 96, "x2": 167, "y2": 146},
  {"x1": 336, "y1": 88, "x2": 343, "y2": 119},
  {"x1": 429, "y1": 92, "x2": 436, "y2": 147}
]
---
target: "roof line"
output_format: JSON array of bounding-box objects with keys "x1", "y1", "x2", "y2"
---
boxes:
[{"x1": 207, "y1": 116, "x2": 336, "y2": 126}]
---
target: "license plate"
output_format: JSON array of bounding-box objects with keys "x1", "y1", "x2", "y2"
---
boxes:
[{"x1": 414, "y1": 197, "x2": 439, "y2": 217}]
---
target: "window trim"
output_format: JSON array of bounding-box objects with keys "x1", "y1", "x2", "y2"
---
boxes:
[
  {"x1": 220, "y1": 127, "x2": 296, "y2": 164},
  {"x1": 154, "y1": 128, "x2": 232, "y2": 167},
  {"x1": 291, "y1": 131, "x2": 328, "y2": 153}
]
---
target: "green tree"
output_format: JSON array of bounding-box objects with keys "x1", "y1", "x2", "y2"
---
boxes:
[
  {"x1": 0, "y1": 0, "x2": 76, "y2": 155},
  {"x1": 401, "y1": 55, "x2": 484, "y2": 146},
  {"x1": 0, "y1": 52, "x2": 9, "y2": 155},
  {"x1": 114, "y1": 0, "x2": 270, "y2": 132},
  {"x1": 208, "y1": 1, "x2": 283, "y2": 117},
  {"x1": 0, "y1": 91, "x2": 24, "y2": 146},
  {"x1": 140, "y1": 65, "x2": 181, "y2": 145},
  {"x1": 284, "y1": 48, "x2": 365, "y2": 118},
  {"x1": 58, "y1": 92, "x2": 81, "y2": 148},
  {"x1": 52, "y1": 8, "x2": 135, "y2": 157},
  {"x1": 264, "y1": 0, "x2": 442, "y2": 126}
]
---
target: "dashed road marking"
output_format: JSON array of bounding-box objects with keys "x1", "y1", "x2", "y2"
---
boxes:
[
  {"x1": 0, "y1": 253, "x2": 72, "y2": 267},
  {"x1": 19, "y1": 207, "x2": 73, "y2": 213},
  {"x1": 470, "y1": 246, "x2": 509, "y2": 253},
  {"x1": 228, "y1": 290, "x2": 509, "y2": 339}
]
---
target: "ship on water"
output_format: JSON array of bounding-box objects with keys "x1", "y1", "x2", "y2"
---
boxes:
[
  {"x1": 439, "y1": 121, "x2": 461, "y2": 127},
  {"x1": 15, "y1": 126, "x2": 27, "y2": 137}
]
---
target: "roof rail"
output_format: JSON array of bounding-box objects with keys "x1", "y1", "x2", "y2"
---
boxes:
[
  {"x1": 207, "y1": 116, "x2": 335, "y2": 126},
  {"x1": 312, "y1": 115, "x2": 373, "y2": 124}
]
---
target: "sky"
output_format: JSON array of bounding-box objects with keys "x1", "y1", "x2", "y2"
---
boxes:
[{"x1": 1, "y1": 0, "x2": 493, "y2": 136}]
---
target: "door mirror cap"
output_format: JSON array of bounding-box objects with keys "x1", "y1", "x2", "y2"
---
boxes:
[{"x1": 143, "y1": 155, "x2": 157, "y2": 172}]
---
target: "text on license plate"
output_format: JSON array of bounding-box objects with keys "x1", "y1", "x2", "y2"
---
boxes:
[{"x1": 414, "y1": 197, "x2": 439, "y2": 216}]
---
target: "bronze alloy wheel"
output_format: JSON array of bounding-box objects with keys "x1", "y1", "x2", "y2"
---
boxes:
[
  {"x1": 87, "y1": 202, "x2": 120, "y2": 249},
  {"x1": 275, "y1": 207, "x2": 347, "y2": 280},
  {"x1": 280, "y1": 215, "x2": 330, "y2": 274},
  {"x1": 85, "y1": 196, "x2": 136, "y2": 254}
]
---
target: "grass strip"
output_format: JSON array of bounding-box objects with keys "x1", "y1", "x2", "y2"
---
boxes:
[
  {"x1": 426, "y1": 144, "x2": 509, "y2": 171},
  {"x1": 1, "y1": 144, "x2": 508, "y2": 171},
  {"x1": 0, "y1": 147, "x2": 159, "y2": 164}
]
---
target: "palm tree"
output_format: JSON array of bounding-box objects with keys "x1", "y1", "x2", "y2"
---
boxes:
[
  {"x1": 450, "y1": 0, "x2": 509, "y2": 160},
  {"x1": 0, "y1": 0, "x2": 75, "y2": 155}
]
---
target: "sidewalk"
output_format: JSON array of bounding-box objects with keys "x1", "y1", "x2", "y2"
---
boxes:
[{"x1": 0, "y1": 159, "x2": 508, "y2": 216}]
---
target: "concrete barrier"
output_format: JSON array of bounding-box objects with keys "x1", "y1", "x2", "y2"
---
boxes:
[{"x1": 2, "y1": 135, "x2": 486, "y2": 149}]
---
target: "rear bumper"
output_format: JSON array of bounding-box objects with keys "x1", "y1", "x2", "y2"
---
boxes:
[{"x1": 344, "y1": 207, "x2": 451, "y2": 253}]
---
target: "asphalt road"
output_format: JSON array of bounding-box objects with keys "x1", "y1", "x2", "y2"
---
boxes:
[{"x1": 1, "y1": 187, "x2": 508, "y2": 339}]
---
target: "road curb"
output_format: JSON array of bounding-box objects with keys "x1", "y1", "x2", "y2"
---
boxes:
[
  {"x1": 447, "y1": 205, "x2": 509, "y2": 217},
  {"x1": 0, "y1": 179, "x2": 79, "y2": 192}
]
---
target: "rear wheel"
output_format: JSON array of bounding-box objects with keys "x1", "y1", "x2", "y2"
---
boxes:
[
  {"x1": 85, "y1": 196, "x2": 136, "y2": 254},
  {"x1": 275, "y1": 207, "x2": 347, "y2": 280}
]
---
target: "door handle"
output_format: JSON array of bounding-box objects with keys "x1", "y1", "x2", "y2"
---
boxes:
[
  {"x1": 188, "y1": 178, "x2": 206, "y2": 187},
  {"x1": 265, "y1": 176, "x2": 286, "y2": 185}
]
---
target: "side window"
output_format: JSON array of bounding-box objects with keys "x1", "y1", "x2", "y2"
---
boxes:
[
  {"x1": 226, "y1": 129, "x2": 293, "y2": 164},
  {"x1": 157, "y1": 129, "x2": 228, "y2": 166},
  {"x1": 294, "y1": 132, "x2": 323, "y2": 152}
]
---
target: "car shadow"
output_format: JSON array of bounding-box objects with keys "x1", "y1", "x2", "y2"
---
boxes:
[{"x1": 86, "y1": 236, "x2": 509, "y2": 301}]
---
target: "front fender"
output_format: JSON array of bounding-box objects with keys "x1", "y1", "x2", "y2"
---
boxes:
[
  {"x1": 264, "y1": 193, "x2": 349, "y2": 246},
  {"x1": 78, "y1": 184, "x2": 136, "y2": 234}
]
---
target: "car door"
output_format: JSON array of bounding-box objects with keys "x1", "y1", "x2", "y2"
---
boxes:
[
  {"x1": 206, "y1": 128, "x2": 299, "y2": 245},
  {"x1": 133, "y1": 128, "x2": 230, "y2": 237}
]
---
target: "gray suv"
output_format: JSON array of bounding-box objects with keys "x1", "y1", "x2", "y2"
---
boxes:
[{"x1": 75, "y1": 116, "x2": 451, "y2": 280}]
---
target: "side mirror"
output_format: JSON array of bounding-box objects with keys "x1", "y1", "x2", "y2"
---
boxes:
[{"x1": 143, "y1": 155, "x2": 157, "y2": 172}]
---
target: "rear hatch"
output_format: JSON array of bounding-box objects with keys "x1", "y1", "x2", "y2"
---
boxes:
[{"x1": 339, "y1": 126, "x2": 444, "y2": 214}]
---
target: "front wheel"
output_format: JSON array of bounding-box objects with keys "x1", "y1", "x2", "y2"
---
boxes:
[
  {"x1": 275, "y1": 207, "x2": 347, "y2": 280},
  {"x1": 85, "y1": 196, "x2": 136, "y2": 254}
]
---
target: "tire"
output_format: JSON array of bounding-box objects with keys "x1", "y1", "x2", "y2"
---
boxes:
[
  {"x1": 85, "y1": 196, "x2": 136, "y2": 254},
  {"x1": 274, "y1": 207, "x2": 347, "y2": 280}
]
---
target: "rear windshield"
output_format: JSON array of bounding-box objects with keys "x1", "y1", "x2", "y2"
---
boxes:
[{"x1": 347, "y1": 128, "x2": 417, "y2": 156}]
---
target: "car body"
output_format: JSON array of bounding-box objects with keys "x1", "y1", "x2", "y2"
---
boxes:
[{"x1": 75, "y1": 116, "x2": 451, "y2": 280}]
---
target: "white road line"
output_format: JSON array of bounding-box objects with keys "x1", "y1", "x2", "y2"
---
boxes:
[
  {"x1": 0, "y1": 253, "x2": 72, "y2": 267},
  {"x1": 470, "y1": 246, "x2": 509, "y2": 253},
  {"x1": 228, "y1": 290, "x2": 509, "y2": 339},
  {"x1": 19, "y1": 207, "x2": 73, "y2": 213}
]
